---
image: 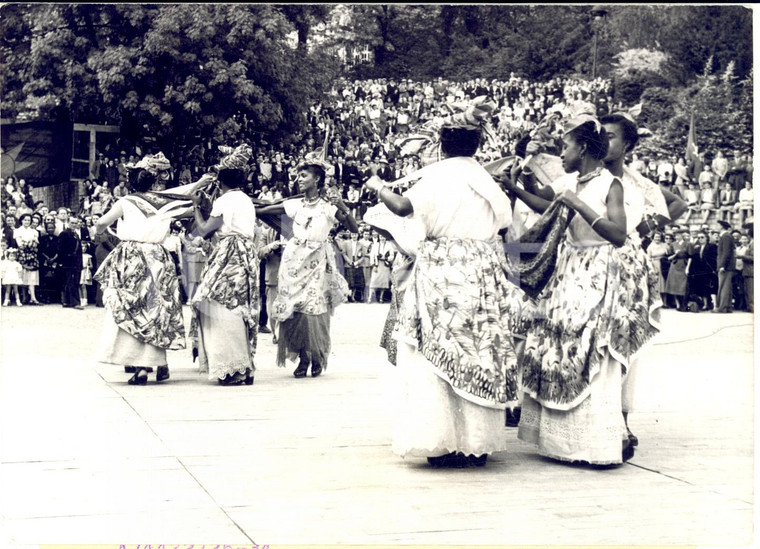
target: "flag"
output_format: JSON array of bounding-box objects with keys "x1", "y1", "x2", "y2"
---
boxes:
[{"x1": 686, "y1": 112, "x2": 701, "y2": 181}]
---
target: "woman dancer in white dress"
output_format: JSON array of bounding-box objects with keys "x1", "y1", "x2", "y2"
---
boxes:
[
  {"x1": 366, "y1": 104, "x2": 519, "y2": 468},
  {"x1": 258, "y1": 160, "x2": 358, "y2": 378},
  {"x1": 191, "y1": 145, "x2": 259, "y2": 386}
]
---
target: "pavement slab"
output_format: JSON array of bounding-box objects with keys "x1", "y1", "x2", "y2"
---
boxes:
[{"x1": 0, "y1": 303, "x2": 754, "y2": 547}]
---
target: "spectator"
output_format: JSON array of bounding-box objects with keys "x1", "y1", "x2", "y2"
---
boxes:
[
  {"x1": 13, "y1": 213, "x2": 41, "y2": 305},
  {"x1": 698, "y1": 181, "x2": 718, "y2": 224},
  {"x1": 680, "y1": 182, "x2": 701, "y2": 223},
  {"x1": 79, "y1": 241, "x2": 94, "y2": 307},
  {"x1": 1, "y1": 248, "x2": 24, "y2": 306},
  {"x1": 737, "y1": 230, "x2": 754, "y2": 312},
  {"x1": 3, "y1": 212, "x2": 17, "y2": 248},
  {"x1": 687, "y1": 231, "x2": 717, "y2": 311},
  {"x1": 715, "y1": 220, "x2": 736, "y2": 313},
  {"x1": 58, "y1": 216, "x2": 85, "y2": 309},
  {"x1": 698, "y1": 164, "x2": 716, "y2": 188},
  {"x1": 717, "y1": 181, "x2": 738, "y2": 223},
  {"x1": 38, "y1": 218, "x2": 60, "y2": 304},
  {"x1": 712, "y1": 150, "x2": 729, "y2": 183},
  {"x1": 735, "y1": 180, "x2": 753, "y2": 226}
]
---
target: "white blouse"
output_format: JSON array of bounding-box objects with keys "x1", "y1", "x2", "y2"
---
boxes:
[{"x1": 210, "y1": 189, "x2": 257, "y2": 238}]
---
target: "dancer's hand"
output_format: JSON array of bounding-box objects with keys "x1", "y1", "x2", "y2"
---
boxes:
[
  {"x1": 556, "y1": 189, "x2": 581, "y2": 210},
  {"x1": 525, "y1": 140, "x2": 542, "y2": 155},
  {"x1": 365, "y1": 175, "x2": 384, "y2": 193}
]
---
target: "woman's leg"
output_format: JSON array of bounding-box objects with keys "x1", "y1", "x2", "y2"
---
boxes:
[{"x1": 28, "y1": 284, "x2": 39, "y2": 304}]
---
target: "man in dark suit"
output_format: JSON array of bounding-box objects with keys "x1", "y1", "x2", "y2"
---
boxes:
[
  {"x1": 715, "y1": 220, "x2": 736, "y2": 313},
  {"x1": 688, "y1": 231, "x2": 718, "y2": 311},
  {"x1": 58, "y1": 216, "x2": 84, "y2": 309}
]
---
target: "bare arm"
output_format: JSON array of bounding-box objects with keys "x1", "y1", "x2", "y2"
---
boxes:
[
  {"x1": 557, "y1": 178, "x2": 627, "y2": 248},
  {"x1": 364, "y1": 175, "x2": 413, "y2": 217},
  {"x1": 94, "y1": 201, "x2": 124, "y2": 235}
]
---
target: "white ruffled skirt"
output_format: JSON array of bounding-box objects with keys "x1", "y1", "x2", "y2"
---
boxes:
[{"x1": 392, "y1": 341, "x2": 508, "y2": 459}]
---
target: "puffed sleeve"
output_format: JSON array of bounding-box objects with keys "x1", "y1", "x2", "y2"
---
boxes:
[{"x1": 283, "y1": 198, "x2": 302, "y2": 219}]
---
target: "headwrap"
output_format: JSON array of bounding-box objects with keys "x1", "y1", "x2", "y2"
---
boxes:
[
  {"x1": 297, "y1": 124, "x2": 335, "y2": 177},
  {"x1": 126, "y1": 152, "x2": 172, "y2": 177},
  {"x1": 610, "y1": 103, "x2": 653, "y2": 138},
  {"x1": 563, "y1": 113, "x2": 602, "y2": 136},
  {"x1": 394, "y1": 96, "x2": 498, "y2": 166},
  {"x1": 217, "y1": 144, "x2": 252, "y2": 171}
]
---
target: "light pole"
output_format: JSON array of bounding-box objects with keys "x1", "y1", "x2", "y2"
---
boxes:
[{"x1": 591, "y1": 5, "x2": 609, "y2": 80}]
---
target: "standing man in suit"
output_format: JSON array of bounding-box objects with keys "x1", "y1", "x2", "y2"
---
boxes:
[
  {"x1": 58, "y1": 216, "x2": 84, "y2": 309},
  {"x1": 737, "y1": 229, "x2": 754, "y2": 313},
  {"x1": 715, "y1": 220, "x2": 736, "y2": 313},
  {"x1": 338, "y1": 231, "x2": 365, "y2": 303},
  {"x1": 688, "y1": 231, "x2": 718, "y2": 311}
]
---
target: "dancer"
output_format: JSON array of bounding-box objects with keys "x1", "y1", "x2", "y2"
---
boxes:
[
  {"x1": 94, "y1": 153, "x2": 186, "y2": 385},
  {"x1": 499, "y1": 115, "x2": 638, "y2": 466},
  {"x1": 258, "y1": 158, "x2": 358, "y2": 378},
  {"x1": 190, "y1": 144, "x2": 259, "y2": 386},
  {"x1": 365, "y1": 99, "x2": 519, "y2": 468},
  {"x1": 599, "y1": 111, "x2": 685, "y2": 447}
]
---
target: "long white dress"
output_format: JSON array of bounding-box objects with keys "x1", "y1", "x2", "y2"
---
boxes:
[
  {"x1": 518, "y1": 169, "x2": 659, "y2": 465},
  {"x1": 191, "y1": 189, "x2": 260, "y2": 381},
  {"x1": 96, "y1": 197, "x2": 186, "y2": 368},
  {"x1": 391, "y1": 156, "x2": 519, "y2": 459}
]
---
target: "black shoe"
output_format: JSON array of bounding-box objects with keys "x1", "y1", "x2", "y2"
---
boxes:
[
  {"x1": 244, "y1": 368, "x2": 254, "y2": 385},
  {"x1": 218, "y1": 373, "x2": 245, "y2": 386},
  {"x1": 156, "y1": 366, "x2": 170, "y2": 383},
  {"x1": 505, "y1": 406, "x2": 521, "y2": 427},
  {"x1": 311, "y1": 362, "x2": 323, "y2": 378},
  {"x1": 258, "y1": 325, "x2": 272, "y2": 334},
  {"x1": 622, "y1": 440, "x2": 635, "y2": 462},
  {"x1": 467, "y1": 454, "x2": 488, "y2": 467},
  {"x1": 293, "y1": 363, "x2": 308, "y2": 378},
  {"x1": 128, "y1": 368, "x2": 148, "y2": 385},
  {"x1": 125, "y1": 366, "x2": 154, "y2": 374},
  {"x1": 427, "y1": 452, "x2": 460, "y2": 468}
]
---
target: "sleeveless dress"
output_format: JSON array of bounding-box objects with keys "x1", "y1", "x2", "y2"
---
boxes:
[
  {"x1": 95, "y1": 196, "x2": 186, "y2": 368},
  {"x1": 272, "y1": 198, "x2": 349, "y2": 369},
  {"x1": 518, "y1": 169, "x2": 654, "y2": 465}
]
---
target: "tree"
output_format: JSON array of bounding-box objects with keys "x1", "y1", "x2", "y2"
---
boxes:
[{"x1": 1, "y1": 4, "x2": 339, "y2": 162}]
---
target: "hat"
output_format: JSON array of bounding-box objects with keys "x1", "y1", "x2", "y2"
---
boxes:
[
  {"x1": 127, "y1": 152, "x2": 172, "y2": 176},
  {"x1": 217, "y1": 144, "x2": 252, "y2": 171},
  {"x1": 563, "y1": 113, "x2": 601, "y2": 135},
  {"x1": 716, "y1": 220, "x2": 731, "y2": 230}
]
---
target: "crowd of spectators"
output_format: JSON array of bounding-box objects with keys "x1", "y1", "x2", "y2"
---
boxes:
[{"x1": 1, "y1": 74, "x2": 754, "y2": 314}]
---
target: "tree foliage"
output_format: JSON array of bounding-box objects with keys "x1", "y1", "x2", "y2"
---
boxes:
[
  {"x1": 1, "y1": 4, "x2": 340, "y2": 159},
  {"x1": 0, "y1": 4, "x2": 752, "y2": 160}
]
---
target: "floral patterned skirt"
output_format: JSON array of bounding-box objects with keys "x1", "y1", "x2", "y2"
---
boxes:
[
  {"x1": 273, "y1": 238, "x2": 349, "y2": 322},
  {"x1": 521, "y1": 236, "x2": 661, "y2": 412},
  {"x1": 395, "y1": 237, "x2": 520, "y2": 409},
  {"x1": 94, "y1": 240, "x2": 185, "y2": 350},
  {"x1": 190, "y1": 234, "x2": 260, "y2": 375}
]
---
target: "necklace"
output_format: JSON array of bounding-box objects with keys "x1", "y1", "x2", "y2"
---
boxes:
[
  {"x1": 303, "y1": 194, "x2": 320, "y2": 206},
  {"x1": 577, "y1": 167, "x2": 603, "y2": 185}
]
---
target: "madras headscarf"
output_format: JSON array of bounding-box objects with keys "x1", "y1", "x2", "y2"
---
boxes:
[
  {"x1": 395, "y1": 96, "x2": 498, "y2": 166},
  {"x1": 217, "y1": 144, "x2": 253, "y2": 171},
  {"x1": 297, "y1": 124, "x2": 335, "y2": 177},
  {"x1": 562, "y1": 113, "x2": 602, "y2": 136},
  {"x1": 611, "y1": 103, "x2": 653, "y2": 138},
  {"x1": 126, "y1": 152, "x2": 172, "y2": 175}
]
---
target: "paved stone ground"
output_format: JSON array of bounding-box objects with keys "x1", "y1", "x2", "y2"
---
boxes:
[{"x1": 0, "y1": 302, "x2": 755, "y2": 547}]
